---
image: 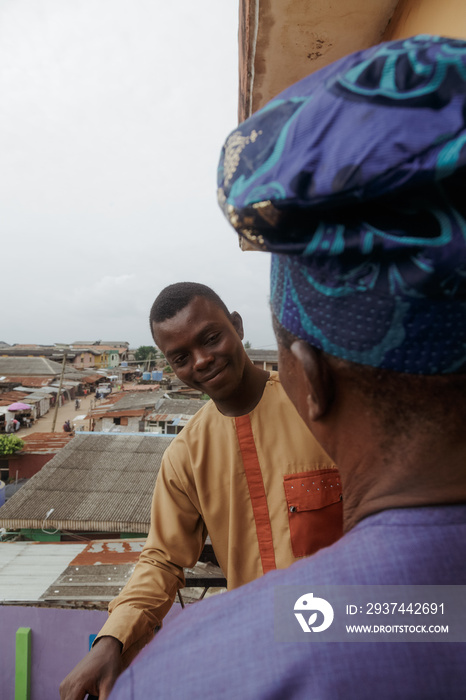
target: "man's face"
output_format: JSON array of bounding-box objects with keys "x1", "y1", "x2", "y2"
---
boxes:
[{"x1": 152, "y1": 296, "x2": 246, "y2": 402}]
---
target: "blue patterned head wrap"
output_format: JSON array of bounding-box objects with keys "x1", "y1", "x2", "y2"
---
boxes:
[{"x1": 217, "y1": 35, "x2": 466, "y2": 374}]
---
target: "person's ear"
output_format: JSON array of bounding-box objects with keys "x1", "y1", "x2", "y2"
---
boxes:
[
  {"x1": 290, "y1": 341, "x2": 334, "y2": 421},
  {"x1": 230, "y1": 311, "x2": 244, "y2": 340}
]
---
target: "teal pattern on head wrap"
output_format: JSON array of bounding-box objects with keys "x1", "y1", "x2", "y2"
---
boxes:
[{"x1": 218, "y1": 35, "x2": 466, "y2": 374}]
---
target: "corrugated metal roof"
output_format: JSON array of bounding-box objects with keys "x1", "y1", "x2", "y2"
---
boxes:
[
  {"x1": 111, "y1": 392, "x2": 163, "y2": 411},
  {"x1": 0, "y1": 542, "x2": 87, "y2": 602},
  {"x1": 0, "y1": 357, "x2": 64, "y2": 375},
  {"x1": 152, "y1": 398, "x2": 207, "y2": 415},
  {"x1": 147, "y1": 413, "x2": 193, "y2": 426},
  {"x1": 80, "y1": 374, "x2": 103, "y2": 383},
  {"x1": 0, "y1": 376, "x2": 53, "y2": 387},
  {"x1": 0, "y1": 433, "x2": 174, "y2": 532},
  {"x1": 21, "y1": 432, "x2": 74, "y2": 453},
  {"x1": 246, "y1": 349, "x2": 279, "y2": 361},
  {"x1": 96, "y1": 410, "x2": 146, "y2": 419},
  {"x1": 0, "y1": 391, "x2": 29, "y2": 405},
  {"x1": 0, "y1": 539, "x2": 225, "y2": 606},
  {"x1": 119, "y1": 383, "x2": 158, "y2": 392}
]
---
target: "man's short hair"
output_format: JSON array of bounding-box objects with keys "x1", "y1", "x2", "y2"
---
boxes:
[{"x1": 150, "y1": 282, "x2": 230, "y2": 328}]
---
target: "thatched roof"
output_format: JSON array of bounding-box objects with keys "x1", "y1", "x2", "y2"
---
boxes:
[{"x1": 0, "y1": 433, "x2": 173, "y2": 533}]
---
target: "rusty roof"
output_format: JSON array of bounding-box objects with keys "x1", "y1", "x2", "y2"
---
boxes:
[
  {"x1": 0, "y1": 376, "x2": 53, "y2": 387},
  {"x1": 79, "y1": 374, "x2": 107, "y2": 384},
  {"x1": 0, "y1": 391, "x2": 30, "y2": 406},
  {"x1": 20, "y1": 432, "x2": 74, "y2": 453},
  {"x1": 0, "y1": 539, "x2": 225, "y2": 607},
  {"x1": 0, "y1": 432, "x2": 174, "y2": 533}
]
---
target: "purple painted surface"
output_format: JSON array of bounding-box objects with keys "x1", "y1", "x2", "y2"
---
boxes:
[{"x1": 0, "y1": 604, "x2": 182, "y2": 700}]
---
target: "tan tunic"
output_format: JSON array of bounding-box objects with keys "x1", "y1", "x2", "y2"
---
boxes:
[{"x1": 97, "y1": 373, "x2": 342, "y2": 654}]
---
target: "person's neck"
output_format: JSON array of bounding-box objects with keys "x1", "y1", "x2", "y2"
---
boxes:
[
  {"x1": 214, "y1": 364, "x2": 270, "y2": 417},
  {"x1": 333, "y1": 427, "x2": 466, "y2": 532}
]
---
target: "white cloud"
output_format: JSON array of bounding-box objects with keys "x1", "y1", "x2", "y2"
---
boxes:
[{"x1": 0, "y1": 1, "x2": 276, "y2": 350}]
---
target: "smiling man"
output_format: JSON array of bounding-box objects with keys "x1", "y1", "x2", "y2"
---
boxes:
[
  {"x1": 107, "y1": 35, "x2": 466, "y2": 700},
  {"x1": 60, "y1": 281, "x2": 342, "y2": 700}
]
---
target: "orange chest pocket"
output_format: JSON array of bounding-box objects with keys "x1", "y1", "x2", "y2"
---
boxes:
[{"x1": 283, "y1": 469, "x2": 343, "y2": 558}]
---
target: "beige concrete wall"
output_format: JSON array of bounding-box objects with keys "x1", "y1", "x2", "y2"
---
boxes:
[
  {"x1": 239, "y1": 0, "x2": 399, "y2": 120},
  {"x1": 383, "y1": 0, "x2": 466, "y2": 41}
]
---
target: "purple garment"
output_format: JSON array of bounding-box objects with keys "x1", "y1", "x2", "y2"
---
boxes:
[
  {"x1": 109, "y1": 506, "x2": 466, "y2": 699},
  {"x1": 217, "y1": 36, "x2": 466, "y2": 375}
]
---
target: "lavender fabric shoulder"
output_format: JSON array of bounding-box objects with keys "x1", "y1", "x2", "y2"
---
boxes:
[{"x1": 109, "y1": 506, "x2": 466, "y2": 699}]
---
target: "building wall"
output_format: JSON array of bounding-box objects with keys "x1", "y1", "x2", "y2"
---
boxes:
[
  {"x1": 72, "y1": 352, "x2": 95, "y2": 370},
  {"x1": 10, "y1": 453, "x2": 55, "y2": 480},
  {"x1": 250, "y1": 360, "x2": 278, "y2": 372},
  {"x1": 0, "y1": 604, "x2": 182, "y2": 700},
  {"x1": 1, "y1": 606, "x2": 108, "y2": 700},
  {"x1": 100, "y1": 416, "x2": 142, "y2": 433},
  {"x1": 383, "y1": 0, "x2": 466, "y2": 41},
  {"x1": 108, "y1": 353, "x2": 119, "y2": 367}
]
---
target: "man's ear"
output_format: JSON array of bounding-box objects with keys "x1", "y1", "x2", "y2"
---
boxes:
[
  {"x1": 290, "y1": 341, "x2": 334, "y2": 421},
  {"x1": 230, "y1": 311, "x2": 244, "y2": 340}
]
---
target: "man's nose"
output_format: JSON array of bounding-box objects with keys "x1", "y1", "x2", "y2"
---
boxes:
[{"x1": 193, "y1": 348, "x2": 214, "y2": 370}]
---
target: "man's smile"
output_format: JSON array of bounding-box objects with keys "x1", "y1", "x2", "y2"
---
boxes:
[{"x1": 199, "y1": 363, "x2": 229, "y2": 387}]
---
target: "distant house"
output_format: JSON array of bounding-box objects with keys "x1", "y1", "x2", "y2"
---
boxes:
[
  {"x1": 145, "y1": 397, "x2": 207, "y2": 435},
  {"x1": 71, "y1": 342, "x2": 129, "y2": 368},
  {"x1": 166, "y1": 376, "x2": 205, "y2": 399},
  {"x1": 246, "y1": 348, "x2": 278, "y2": 372},
  {"x1": 0, "y1": 344, "x2": 76, "y2": 365},
  {"x1": 0, "y1": 432, "x2": 173, "y2": 539},
  {"x1": 70, "y1": 348, "x2": 101, "y2": 370},
  {"x1": 0, "y1": 358, "x2": 102, "y2": 402},
  {"x1": 72, "y1": 340, "x2": 130, "y2": 349},
  {"x1": 88, "y1": 391, "x2": 164, "y2": 433}
]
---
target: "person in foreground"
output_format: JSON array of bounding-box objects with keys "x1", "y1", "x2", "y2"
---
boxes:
[
  {"x1": 108, "y1": 35, "x2": 466, "y2": 699},
  {"x1": 60, "y1": 282, "x2": 342, "y2": 700}
]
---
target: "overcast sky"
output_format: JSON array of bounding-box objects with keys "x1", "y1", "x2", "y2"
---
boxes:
[{"x1": 0, "y1": 0, "x2": 275, "y2": 349}]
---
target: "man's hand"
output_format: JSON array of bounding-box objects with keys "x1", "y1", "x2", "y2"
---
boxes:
[{"x1": 60, "y1": 636, "x2": 122, "y2": 700}]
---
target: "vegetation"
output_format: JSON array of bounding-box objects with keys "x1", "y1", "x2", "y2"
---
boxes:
[
  {"x1": 0, "y1": 435, "x2": 25, "y2": 456},
  {"x1": 244, "y1": 340, "x2": 252, "y2": 348},
  {"x1": 135, "y1": 345, "x2": 159, "y2": 362}
]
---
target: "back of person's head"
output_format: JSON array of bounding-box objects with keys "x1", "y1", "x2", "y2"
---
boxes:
[
  {"x1": 150, "y1": 282, "x2": 230, "y2": 328},
  {"x1": 217, "y1": 35, "x2": 466, "y2": 384},
  {"x1": 273, "y1": 310, "x2": 466, "y2": 444}
]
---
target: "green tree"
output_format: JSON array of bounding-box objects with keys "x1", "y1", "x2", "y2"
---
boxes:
[
  {"x1": 135, "y1": 345, "x2": 159, "y2": 362},
  {"x1": 243, "y1": 340, "x2": 252, "y2": 348},
  {"x1": 0, "y1": 435, "x2": 25, "y2": 456}
]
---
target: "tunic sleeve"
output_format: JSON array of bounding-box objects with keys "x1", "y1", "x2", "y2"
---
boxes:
[{"x1": 95, "y1": 445, "x2": 207, "y2": 656}]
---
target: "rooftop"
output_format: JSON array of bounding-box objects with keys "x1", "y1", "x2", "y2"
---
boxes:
[
  {"x1": 20, "y1": 432, "x2": 74, "y2": 454},
  {"x1": 0, "y1": 433, "x2": 174, "y2": 533}
]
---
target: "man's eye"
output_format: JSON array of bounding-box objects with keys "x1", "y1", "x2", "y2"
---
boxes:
[
  {"x1": 173, "y1": 355, "x2": 187, "y2": 366},
  {"x1": 206, "y1": 333, "x2": 220, "y2": 345}
]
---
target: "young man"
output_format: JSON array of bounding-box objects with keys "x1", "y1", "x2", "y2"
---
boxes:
[
  {"x1": 60, "y1": 282, "x2": 341, "y2": 700},
  {"x1": 108, "y1": 35, "x2": 466, "y2": 699}
]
